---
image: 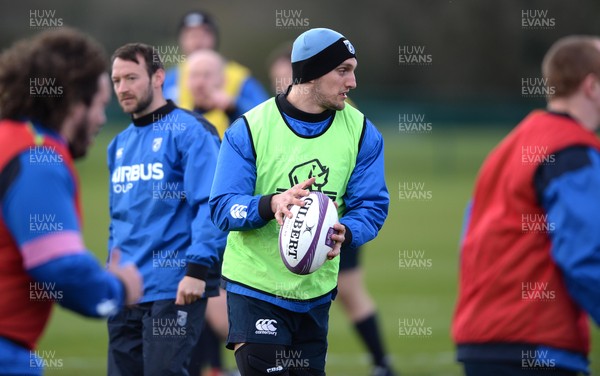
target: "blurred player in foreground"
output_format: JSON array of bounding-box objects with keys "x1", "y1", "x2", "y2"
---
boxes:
[
  {"x1": 164, "y1": 10, "x2": 268, "y2": 117},
  {"x1": 187, "y1": 49, "x2": 239, "y2": 376},
  {"x1": 0, "y1": 28, "x2": 142, "y2": 375},
  {"x1": 265, "y1": 43, "x2": 396, "y2": 376},
  {"x1": 210, "y1": 28, "x2": 389, "y2": 375},
  {"x1": 453, "y1": 35, "x2": 600, "y2": 375},
  {"x1": 108, "y1": 43, "x2": 226, "y2": 375}
]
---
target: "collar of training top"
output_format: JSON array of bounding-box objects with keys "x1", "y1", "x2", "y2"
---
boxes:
[
  {"x1": 132, "y1": 100, "x2": 177, "y2": 127},
  {"x1": 276, "y1": 94, "x2": 334, "y2": 123},
  {"x1": 546, "y1": 110, "x2": 575, "y2": 121}
]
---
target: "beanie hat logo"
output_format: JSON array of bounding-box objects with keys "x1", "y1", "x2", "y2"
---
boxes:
[
  {"x1": 291, "y1": 28, "x2": 357, "y2": 84},
  {"x1": 343, "y1": 40, "x2": 355, "y2": 55}
]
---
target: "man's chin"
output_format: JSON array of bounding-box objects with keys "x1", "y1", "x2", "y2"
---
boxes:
[
  {"x1": 69, "y1": 137, "x2": 94, "y2": 160},
  {"x1": 194, "y1": 102, "x2": 212, "y2": 111},
  {"x1": 327, "y1": 101, "x2": 345, "y2": 111},
  {"x1": 118, "y1": 102, "x2": 137, "y2": 114},
  {"x1": 120, "y1": 107, "x2": 136, "y2": 115},
  {"x1": 68, "y1": 144, "x2": 88, "y2": 160}
]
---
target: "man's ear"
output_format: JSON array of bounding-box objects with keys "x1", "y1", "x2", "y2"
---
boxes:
[
  {"x1": 580, "y1": 73, "x2": 599, "y2": 98},
  {"x1": 152, "y1": 68, "x2": 166, "y2": 89}
]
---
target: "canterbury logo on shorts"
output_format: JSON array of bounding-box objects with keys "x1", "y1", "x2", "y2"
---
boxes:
[{"x1": 255, "y1": 319, "x2": 278, "y2": 335}]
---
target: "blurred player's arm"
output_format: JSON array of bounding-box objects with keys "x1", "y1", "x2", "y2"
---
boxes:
[
  {"x1": 340, "y1": 119, "x2": 390, "y2": 249},
  {"x1": 209, "y1": 117, "x2": 273, "y2": 231},
  {"x1": 232, "y1": 77, "x2": 269, "y2": 116},
  {"x1": 162, "y1": 66, "x2": 179, "y2": 103},
  {"x1": 536, "y1": 146, "x2": 600, "y2": 324},
  {"x1": 1, "y1": 152, "x2": 141, "y2": 317}
]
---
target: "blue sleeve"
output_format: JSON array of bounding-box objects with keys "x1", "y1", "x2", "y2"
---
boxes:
[
  {"x1": 3, "y1": 152, "x2": 79, "y2": 244},
  {"x1": 2, "y1": 151, "x2": 125, "y2": 317},
  {"x1": 28, "y1": 254, "x2": 125, "y2": 317},
  {"x1": 178, "y1": 118, "x2": 229, "y2": 272},
  {"x1": 339, "y1": 119, "x2": 389, "y2": 248},
  {"x1": 209, "y1": 117, "x2": 270, "y2": 231},
  {"x1": 232, "y1": 77, "x2": 269, "y2": 118},
  {"x1": 536, "y1": 146, "x2": 600, "y2": 324}
]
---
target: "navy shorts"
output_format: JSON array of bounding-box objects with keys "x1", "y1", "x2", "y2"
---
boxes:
[
  {"x1": 339, "y1": 245, "x2": 361, "y2": 271},
  {"x1": 226, "y1": 292, "x2": 331, "y2": 372},
  {"x1": 107, "y1": 298, "x2": 207, "y2": 376}
]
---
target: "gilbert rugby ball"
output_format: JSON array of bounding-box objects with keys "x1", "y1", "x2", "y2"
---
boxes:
[{"x1": 279, "y1": 192, "x2": 339, "y2": 275}]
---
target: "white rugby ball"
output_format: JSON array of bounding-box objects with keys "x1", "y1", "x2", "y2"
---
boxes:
[{"x1": 279, "y1": 192, "x2": 339, "y2": 275}]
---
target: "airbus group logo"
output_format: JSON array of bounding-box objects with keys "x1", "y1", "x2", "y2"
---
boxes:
[
  {"x1": 255, "y1": 319, "x2": 278, "y2": 336},
  {"x1": 230, "y1": 204, "x2": 248, "y2": 219},
  {"x1": 112, "y1": 163, "x2": 164, "y2": 194}
]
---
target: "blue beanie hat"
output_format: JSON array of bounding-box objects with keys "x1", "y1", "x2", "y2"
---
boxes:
[{"x1": 291, "y1": 28, "x2": 356, "y2": 84}]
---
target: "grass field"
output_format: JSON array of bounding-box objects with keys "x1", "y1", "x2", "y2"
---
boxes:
[{"x1": 38, "y1": 124, "x2": 600, "y2": 375}]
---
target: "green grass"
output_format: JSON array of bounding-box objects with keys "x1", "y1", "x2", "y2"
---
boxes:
[{"x1": 38, "y1": 124, "x2": 600, "y2": 375}]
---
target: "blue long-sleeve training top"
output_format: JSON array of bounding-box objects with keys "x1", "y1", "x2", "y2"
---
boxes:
[
  {"x1": 108, "y1": 100, "x2": 228, "y2": 303},
  {"x1": 209, "y1": 94, "x2": 389, "y2": 311},
  {"x1": 534, "y1": 145, "x2": 600, "y2": 326}
]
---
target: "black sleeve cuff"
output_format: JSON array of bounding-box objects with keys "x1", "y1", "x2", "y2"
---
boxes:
[
  {"x1": 186, "y1": 262, "x2": 209, "y2": 281},
  {"x1": 342, "y1": 225, "x2": 353, "y2": 247},
  {"x1": 258, "y1": 194, "x2": 276, "y2": 221}
]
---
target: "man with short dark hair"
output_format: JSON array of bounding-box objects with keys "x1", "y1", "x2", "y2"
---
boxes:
[
  {"x1": 108, "y1": 42, "x2": 226, "y2": 375},
  {"x1": 0, "y1": 28, "x2": 142, "y2": 375},
  {"x1": 453, "y1": 35, "x2": 600, "y2": 375}
]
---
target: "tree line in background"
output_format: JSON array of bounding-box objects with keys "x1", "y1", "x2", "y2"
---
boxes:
[{"x1": 2, "y1": 0, "x2": 600, "y2": 102}]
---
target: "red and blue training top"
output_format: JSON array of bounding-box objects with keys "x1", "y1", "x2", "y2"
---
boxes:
[
  {"x1": 0, "y1": 120, "x2": 125, "y2": 356},
  {"x1": 453, "y1": 111, "x2": 600, "y2": 373}
]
